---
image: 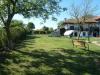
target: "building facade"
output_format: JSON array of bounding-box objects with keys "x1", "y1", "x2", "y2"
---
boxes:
[{"x1": 63, "y1": 16, "x2": 100, "y2": 37}]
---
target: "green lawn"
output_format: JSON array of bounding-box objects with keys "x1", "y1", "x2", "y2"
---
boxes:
[{"x1": 0, "y1": 35, "x2": 100, "y2": 75}]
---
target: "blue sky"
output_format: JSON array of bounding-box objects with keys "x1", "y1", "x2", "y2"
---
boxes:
[{"x1": 13, "y1": 0, "x2": 100, "y2": 29}]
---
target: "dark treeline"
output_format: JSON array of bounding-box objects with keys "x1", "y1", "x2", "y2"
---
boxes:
[{"x1": 34, "y1": 26, "x2": 54, "y2": 34}]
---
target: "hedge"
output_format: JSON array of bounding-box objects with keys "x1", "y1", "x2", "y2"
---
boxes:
[
  {"x1": 0, "y1": 26, "x2": 27, "y2": 49},
  {"x1": 34, "y1": 30, "x2": 52, "y2": 34}
]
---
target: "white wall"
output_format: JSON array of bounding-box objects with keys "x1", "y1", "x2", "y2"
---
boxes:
[{"x1": 64, "y1": 23, "x2": 100, "y2": 36}]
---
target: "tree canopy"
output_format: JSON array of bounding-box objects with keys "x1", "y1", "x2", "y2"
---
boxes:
[
  {"x1": 27, "y1": 22, "x2": 35, "y2": 31},
  {"x1": 11, "y1": 20, "x2": 24, "y2": 27},
  {"x1": 0, "y1": 0, "x2": 64, "y2": 25},
  {"x1": 69, "y1": 0, "x2": 97, "y2": 41},
  {"x1": 42, "y1": 26, "x2": 49, "y2": 31},
  {"x1": 0, "y1": 0, "x2": 65, "y2": 49},
  {"x1": 70, "y1": 0, "x2": 96, "y2": 22},
  {"x1": 57, "y1": 21, "x2": 64, "y2": 28}
]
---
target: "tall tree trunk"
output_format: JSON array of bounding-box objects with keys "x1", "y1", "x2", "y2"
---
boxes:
[
  {"x1": 5, "y1": 26, "x2": 14, "y2": 50},
  {"x1": 88, "y1": 25, "x2": 90, "y2": 42},
  {"x1": 77, "y1": 31, "x2": 81, "y2": 40},
  {"x1": 77, "y1": 25, "x2": 81, "y2": 40},
  {"x1": 4, "y1": 14, "x2": 14, "y2": 50}
]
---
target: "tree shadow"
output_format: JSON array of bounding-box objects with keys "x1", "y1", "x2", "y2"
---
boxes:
[
  {"x1": 15, "y1": 35, "x2": 40, "y2": 49},
  {"x1": 0, "y1": 35, "x2": 100, "y2": 75},
  {"x1": 7, "y1": 48, "x2": 100, "y2": 75},
  {"x1": 0, "y1": 35, "x2": 40, "y2": 75}
]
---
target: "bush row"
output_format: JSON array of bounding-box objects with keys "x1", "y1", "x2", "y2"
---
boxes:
[
  {"x1": 11, "y1": 26, "x2": 26, "y2": 42},
  {"x1": 0, "y1": 28, "x2": 7, "y2": 47},
  {"x1": 34, "y1": 30, "x2": 52, "y2": 34},
  {"x1": 0, "y1": 26, "x2": 27, "y2": 48}
]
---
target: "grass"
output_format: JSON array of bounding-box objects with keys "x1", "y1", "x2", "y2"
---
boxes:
[{"x1": 0, "y1": 35, "x2": 100, "y2": 75}]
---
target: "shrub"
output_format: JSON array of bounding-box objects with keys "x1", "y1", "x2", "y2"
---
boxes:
[
  {"x1": 0, "y1": 25, "x2": 27, "y2": 49},
  {"x1": 34, "y1": 30, "x2": 52, "y2": 34},
  {"x1": 10, "y1": 26, "x2": 26, "y2": 42},
  {"x1": 0, "y1": 28, "x2": 7, "y2": 47}
]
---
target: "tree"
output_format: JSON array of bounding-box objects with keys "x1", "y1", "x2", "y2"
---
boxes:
[
  {"x1": 11, "y1": 20, "x2": 24, "y2": 27},
  {"x1": 42, "y1": 26, "x2": 49, "y2": 34},
  {"x1": 27, "y1": 22, "x2": 35, "y2": 30},
  {"x1": 49, "y1": 27, "x2": 54, "y2": 32},
  {"x1": 42, "y1": 26, "x2": 49, "y2": 31},
  {"x1": 0, "y1": 0, "x2": 65, "y2": 49},
  {"x1": 27, "y1": 22, "x2": 35, "y2": 34},
  {"x1": 70, "y1": 0, "x2": 96, "y2": 40},
  {"x1": 57, "y1": 21, "x2": 64, "y2": 28},
  {"x1": 10, "y1": 20, "x2": 26, "y2": 42},
  {"x1": 69, "y1": 0, "x2": 97, "y2": 50}
]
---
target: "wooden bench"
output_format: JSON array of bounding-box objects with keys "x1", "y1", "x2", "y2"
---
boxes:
[{"x1": 72, "y1": 39, "x2": 87, "y2": 48}]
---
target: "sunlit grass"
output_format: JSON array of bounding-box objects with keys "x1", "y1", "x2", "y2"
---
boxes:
[{"x1": 0, "y1": 35, "x2": 100, "y2": 75}]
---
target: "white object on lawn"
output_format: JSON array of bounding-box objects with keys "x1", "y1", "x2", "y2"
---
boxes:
[{"x1": 64, "y1": 30, "x2": 74, "y2": 36}]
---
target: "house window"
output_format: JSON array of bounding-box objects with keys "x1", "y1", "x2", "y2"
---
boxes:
[
  {"x1": 83, "y1": 32, "x2": 86, "y2": 36},
  {"x1": 70, "y1": 26, "x2": 74, "y2": 30},
  {"x1": 75, "y1": 27, "x2": 79, "y2": 30},
  {"x1": 85, "y1": 28, "x2": 89, "y2": 31}
]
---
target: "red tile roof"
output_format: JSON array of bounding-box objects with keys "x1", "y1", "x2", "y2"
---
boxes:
[{"x1": 63, "y1": 16, "x2": 100, "y2": 24}]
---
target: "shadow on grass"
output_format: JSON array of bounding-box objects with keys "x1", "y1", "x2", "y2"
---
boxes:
[
  {"x1": 0, "y1": 35, "x2": 100, "y2": 75},
  {"x1": 0, "y1": 48, "x2": 99, "y2": 75},
  {"x1": 15, "y1": 35, "x2": 40, "y2": 49},
  {"x1": 18, "y1": 49, "x2": 100, "y2": 75},
  {"x1": 0, "y1": 35, "x2": 40, "y2": 75}
]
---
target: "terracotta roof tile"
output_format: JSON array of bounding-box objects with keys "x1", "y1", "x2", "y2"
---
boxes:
[{"x1": 63, "y1": 16, "x2": 100, "y2": 24}]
